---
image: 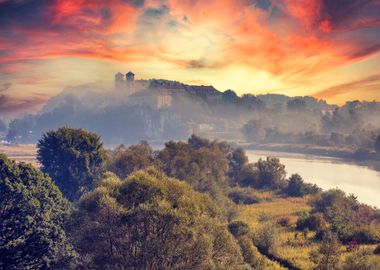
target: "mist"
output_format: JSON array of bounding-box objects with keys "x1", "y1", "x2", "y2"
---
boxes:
[{"x1": 3, "y1": 75, "x2": 380, "y2": 158}]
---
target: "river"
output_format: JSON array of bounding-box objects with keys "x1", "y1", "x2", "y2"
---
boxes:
[{"x1": 245, "y1": 150, "x2": 380, "y2": 208}]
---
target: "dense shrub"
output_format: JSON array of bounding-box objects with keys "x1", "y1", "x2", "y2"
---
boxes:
[
  {"x1": 255, "y1": 157, "x2": 287, "y2": 189},
  {"x1": 342, "y1": 249, "x2": 380, "y2": 270},
  {"x1": 228, "y1": 188, "x2": 262, "y2": 205},
  {"x1": 277, "y1": 217, "x2": 290, "y2": 227},
  {"x1": 310, "y1": 231, "x2": 341, "y2": 270},
  {"x1": 283, "y1": 174, "x2": 321, "y2": 197},
  {"x1": 253, "y1": 223, "x2": 279, "y2": 254},
  {"x1": 70, "y1": 169, "x2": 247, "y2": 269},
  {"x1": 312, "y1": 189, "x2": 380, "y2": 243},
  {"x1": 296, "y1": 213, "x2": 327, "y2": 231},
  {"x1": 374, "y1": 244, "x2": 380, "y2": 255},
  {"x1": 228, "y1": 221, "x2": 250, "y2": 238},
  {"x1": 107, "y1": 141, "x2": 153, "y2": 179}
]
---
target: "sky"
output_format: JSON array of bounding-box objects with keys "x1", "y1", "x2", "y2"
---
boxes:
[{"x1": 0, "y1": 0, "x2": 380, "y2": 117}]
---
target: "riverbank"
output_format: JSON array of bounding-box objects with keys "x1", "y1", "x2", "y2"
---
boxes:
[{"x1": 240, "y1": 142, "x2": 380, "y2": 170}]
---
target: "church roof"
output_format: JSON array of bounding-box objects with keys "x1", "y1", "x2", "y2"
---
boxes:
[{"x1": 126, "y1": 71, "x2": 135, "y2": 76}]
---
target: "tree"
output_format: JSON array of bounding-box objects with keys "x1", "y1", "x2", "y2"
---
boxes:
[
  {"x1": 312, "y1": 189, "x2": 380, "y2": 244},
  {"x1": 311, "y1": 231, "x2": 341, "y2": 270},
  {"x1": 0, "y1": 119, "x2": 6, "y2": 132},
  {"x1": 107, "y1": 141, "x2": 153, "y2": 179},
  {"x1": 37, "y1": 127, "x2": 106, "y2": 201},
  {"x1": 157, "y1": 140, "x2": 229, "y2": 192},
  {"x1": 286, "y1": 174, "x2": 305, "y2": 197},
  {"x1": 227, "y1": 147, "x2": 248, "y2": 181},
  {"x1": 375, "y1": 135, "x2": 380, "y2": 154},
  {"x1": 253, "y1": 222, "x2": 279, "y2": 255},
  {"x1": 5, "y1": 128, "x2": 17, "y2": 144},
  {"x1": 222, "y1": 89, "x2": 239, "y2": 104},
  {"x1": 255, "y1": 157, "x2": 287, "y2": 189},
  {"x1": 69, "y1": 168, "x2": 246, "y2": 270},
  {"x1": 0, "y1": 154, "x2": 74, "y2": 269},
  {"x1": 285, "y1": 174, "x2": 321, "y2": 197},
  {"x1": 242, "y1": 120, "x2": 266, "y2": 141}
]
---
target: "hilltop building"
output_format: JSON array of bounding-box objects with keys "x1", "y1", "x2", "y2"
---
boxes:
[
  {"x1": 114, "y1": 72, "x2": 124, "y2": 89},
  {"x1": 114, "y1": 71, "x2": 223, "y2": 109},
  {"x1": 128, "y1": 90, "x2": 173, "y2": 109},
  {"x1": 126, "y1": 71, "x2": 135, "y2": 90}
]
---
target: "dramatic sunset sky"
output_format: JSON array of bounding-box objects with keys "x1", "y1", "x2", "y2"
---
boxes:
[{"x1": 1, "y1": 0, "x2": 380, "y2": 116}]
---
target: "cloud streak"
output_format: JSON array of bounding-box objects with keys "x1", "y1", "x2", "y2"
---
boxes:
[
  {"x1": 314, "y1": 73, "x2": 380, "y2": 100},
  {"x1": 0, "y1": 0, "x2": 379, "y2": 114}
]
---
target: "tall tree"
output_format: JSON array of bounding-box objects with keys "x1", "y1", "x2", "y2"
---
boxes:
[
  {"x1": 70, "y1": 168, "x2": 246, "y2": 270},
  {"x1": 37, "y1": 127, "x2": 106, "y2": 201},
  {"x1": 0, "y1": 154, "x2": 74, "y2": 270},
  {"x1": 255, "y1": 157, "x2": 287, "y2": 189}
]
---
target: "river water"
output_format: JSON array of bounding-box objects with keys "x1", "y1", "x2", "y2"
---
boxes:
[{"x1": 245, "y1": 150, "x2": 380, "y2": 208}]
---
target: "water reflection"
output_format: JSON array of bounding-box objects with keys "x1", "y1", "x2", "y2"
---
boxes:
[{"x1": 246, "y1": 150, "x2": 380, "y2": 208}]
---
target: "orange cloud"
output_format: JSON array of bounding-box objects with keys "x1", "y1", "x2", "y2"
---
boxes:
[
  {"x1": 0, "y1": 0, "x2": 379, "y2": 114},
  {"x1": 313, "y1": 73, "x2": 380, "y2": 100}
]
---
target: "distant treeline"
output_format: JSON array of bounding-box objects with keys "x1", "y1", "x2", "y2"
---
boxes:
[
  {"x1": 1, "y1": 128, "x2": 379, "y2": 269},
  {"x1": 2, "y1": 84, "x2": 380, "y2": 158}
]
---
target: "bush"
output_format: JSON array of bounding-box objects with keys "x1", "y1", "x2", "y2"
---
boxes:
[
  {"x1": 284, "y1": 174, "x2": 321, "y2": 197},
  {"x1": 228, "y1": 221, "x2": 250, "y2": 238},
  {"x1": 254, "y1": 157, "x2": 287, "y2": 189},
  {"x1": 374, "y1": 244, "x2": 380, "y2": 255},
  {"x1": 70, "y1": 169, "x2": 247, "y2": 269},
  {"x1": 296, "y1": 213, "x2": 326, "y2": 231},
  {"x1": 253, "y1": 223, "x2": 279, "y2": 255},
  {"x1": 312, "y1": 189, "x2": 380, "y2": 244},
  {"x1": 310, "y1": 231, "x2": 341, "y2": 270},
  {"x1": 228, "y1": 188, "x2": 262, "y2": 205},
  {"x1": 107, "y1": 142, "x2": 153, "y2": 179},
  {"x1": 238, "y1": 235, "x2": 267, "y2": 269},
  {"x1": 343, "y1": 249, "x2": 380, "y2": 270},
  {"x1": 277, "y1": 217, "x2": 290, "y2": 227}
]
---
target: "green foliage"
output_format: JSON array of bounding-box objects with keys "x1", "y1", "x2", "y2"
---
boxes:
[
  {"x1": 227, "y1": 147, "x2": 249, "y2": 181},
  {"x1": 375, "y1": 135, "x2": 380, "y2": 154},
  {"x1": 6, "y1": 128, "x2": 17, "y2": 144},
  {"x1": 228, "y1": 221, "x2": 250, "y2": 238},
  {"x1": 254, "y1": 157, "x2": 287, "y2": 189},
  {"x1": 235, "y1": 163, "x2": 258, "y2": 187},
  {"x1": 0, "y1": 119, "x2": 6, "y2": 132},
  {"x1": 238, "y1": 235, "x2": 269, "y2": 269},
  {"x1": 312, "y1": 189, "x2": 380, "y2": 244},
  {"x1": 0, "y1": 154, "x2": 74, "y2": 269},
  {"x1": 234, "y1": 157, "x2": 288, "y2": 190},
  {"x1": 284, "y1": 174, "x2": 321, "y2": 197},
  {"x1": 106, "y1": 141, "x2": 153, "y2": 179},
  {"x1": 374, "y1": 244, "x2": 380, "y2": 255},
  {"x1": 156, "y1": 139, "x2": 230, "y2": 199},
  {"x1": 228, "y1": 187, "x2": 262, "y2": 205},
  {"x1": 310, "y1": 231, "x2": 341, "y2": 270},
  {"x1": 253, "y1": 222, "x2": 279, "y2": 255},
  {"x1": 296, "y1": 212, "x2": 327, "y2": 232},
  {"x1": 70, "y1": 169, "x2": 246, "y2": 269},
  {"x1": 37, "y1": 127, "x2": 106, "y2": 201},
  {"x1": 342, "y1": 249, "x2": 380, "y2": 270}
]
